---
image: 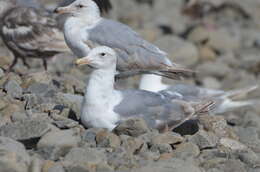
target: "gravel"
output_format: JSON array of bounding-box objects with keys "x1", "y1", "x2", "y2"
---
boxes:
[{"x1": 0, "y1": 0, "x2": 259, "y2": 171}]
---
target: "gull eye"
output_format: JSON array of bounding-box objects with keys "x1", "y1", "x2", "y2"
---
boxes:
[
  {"x1": 100, "y1": 53, "x2": 106, "y2": 57},
  {"x1": 77, "y1": 4, "x2": 84, "y2": 8}
]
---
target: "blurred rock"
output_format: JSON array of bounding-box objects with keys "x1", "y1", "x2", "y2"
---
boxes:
[
  {"x1": 4, "y1": 80, "x2": 23, "y2": 99},
  {"x1": 0, "y1": 137, "x2": 31, "y2": 172},
  {"x1": 96, "y1": 129, "x2": 121, "y2": 148},
  {"x1": 188, "y1": 130, "x2": 219, "y2": 149},
  {"x1": 113, "y1": 118, "x2": 150, "y2": 137},
  {"x1": 154, "y1": 35, "x2": 199, "y2": 66},
  {"x1": 0, "y1": 120, "x2": 50, "y2": 146},
  {"x1": 37, "y1": 129, "x2": 81, "y2": 160}
]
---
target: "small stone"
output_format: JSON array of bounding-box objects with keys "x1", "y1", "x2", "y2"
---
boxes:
[
  {"x1": 151, "y1": 132, "x2": 184, "y2": 145},
  {"x1": 120, "y1": 135, "x2": 144, "y2": 154},
  {"x1": 47, "y1": 163, "x2": 65, "y2": 172},
  {"x1": 199, "y1": 46, "x2": 217, "y2": 61},
  {"x1": 113, "y1": 118, "x2": 150, "y2": 137},
  {"x1": 37, "y1": 129, "x2": 81, "y2": 160},
  {"x1": 26, "y1": 83, "x2": 50, "y2": 94},
  {"x1": 81, "y1": 128, "x2": 104, "y2": 147},
  {"x1": 199, "y1": 115, "x2": 238, "y2": 139},
  {"x1": 21, "y1": 71, "x2": 52, "y2": 88},
  {"x1": 188, "y1": 130, "x2": 219, "y2": 149},
  {"x1": 11, "y1": 112, "x2": 28, "y2": 122},
  {"x1": 96, "y1": 129, "x2": 121, "y2": 148},
  {"x1": 150, "y1": 143, "x2": 172, "y2": 154},
  {"x1": 173, "y1": 142, "x2": 200, "y2": 159},
  {"x1": 219, "y1": 138, "x2": 247, "y2": 151},
  {"x1": 64, "y1": 147, "x2": 107, "y2": 165},
  {"x1": 0, "y1": 137, "x2": 31, "y2": 172},
  {"x1": 4, "y1": 80, "x2": 23, "y2": 99}
]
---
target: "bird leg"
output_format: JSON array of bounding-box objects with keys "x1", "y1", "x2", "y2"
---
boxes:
[
  {"x1": 6, "y1": 56, "x2": 18, "y2": 72},
  {"x1": 21, "y1": 57, "x2": 30, "y2": 69},
  {"x1": 42, "y1": 59, "x2": 48, "y2": 70}
]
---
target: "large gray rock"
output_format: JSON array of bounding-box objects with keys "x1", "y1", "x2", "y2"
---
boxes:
[
  {"x1": 188, "y1": 130, "x2": 219, "y2": 149},
  {"x1": 113, "y1": 118, "x2": 150, "y2": 137},
  {"x1": 37, "y1": 129, "x2": 81, "y2": 160},
  {"x1": 0, "y1": 137, "x2": 31, "y2": 172},
  {"x1": 0, "y1": 120, "x2": 50, "y2": 143}
]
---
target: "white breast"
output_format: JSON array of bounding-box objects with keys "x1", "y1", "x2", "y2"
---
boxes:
[
  {"x1": 81, "y1": 90, "x2": 123, "y2": 131},
  {"x1": 64, "y1": 17, "x2": 90, "y2": 57}
]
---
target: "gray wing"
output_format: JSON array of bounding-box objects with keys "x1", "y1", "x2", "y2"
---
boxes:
[
  {"x1": 0, "y1": 7, "x2": 69, "y2": 58},
  {"x1": 160, "y1": 84, "x2": 224, "y2": 102},
  {"x1": 114, "y1": 89, "x2": 193, "y2": 129},
  {"x1": 87, "y1": 19, "x2": 172, "y2": 72}
]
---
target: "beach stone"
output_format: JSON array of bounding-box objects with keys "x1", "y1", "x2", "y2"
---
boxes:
[
  {"x1": 107, "y1": 147, "x2": 137, "y2": 169},
  {"x1": 120, "y1": 135, "x2": 144, "y2": 154},
  {"x1": 4, "y1": 80, "x2": 23, "y2": 99},
  {"x1": 0, "y1": 137, "x2": 31, "y2": 172},
  {"x1": 188, "y1": 130, "x2": 219, "y2": 149},
  {"x1": 202, "y1": 77, "x2": 221, "y2": 90},
  {"x1": 154, "y1": 35, "x2": 199, "y2": 66},
  {"x1": 64, "y1": 147, "x2": 107, "y2": 166},
  {"x1": 11, "y1": 112, "x2": 28, "y2": 122},
  {"x1": 151, "y1": 132, "x2": 184, "y2": 145},
  {"x1": 150, "y1": 143, "x2": 172, "y2": 154},
  {"x1": 201, "y1": 159, "x2": 247, "y2": 172},
  {"x1": 37, "y1": 129, "x2": 81, "y2": 160},
  {"x1": 173, "y1": 142, "x2": 200, "y2": 159},
  {"x1": 54, "y1": 93, "x2": 83, "y2": 119},
  {"x1": 96, "y1": 129, "x2": 121, "y2": 148},
  {"x1": 21, "y1": 71, "x2": 52, "y2": 88},
  {"x1": 132, "y1": 158, "x2": 202, "y2": 172},
  {"x1": 113, "y1": 118, "x2": 150, "y2": 137},
  {"x1": 81, "y1": 128, "x2": 105, "y2": 147},
  {"x1": 0, "y1": 120, "x2": 50, "y2": 144},
  {"x1": 46, "y1": 163, "x2": 65, "y2": 172},
  {"x1": 199, "y1": 115, "x2": 238, "y2": 139}
]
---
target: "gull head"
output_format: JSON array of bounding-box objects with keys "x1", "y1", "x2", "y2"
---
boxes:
[
  {"x1": 76, "y1": 46, "x2": 117, "y2": 69},
  {"x1": 0, "y1": 0, "x2": 16, "y2": 17},
  {"x1": 54, "y1": 0, "x2": 100, "y2": 18}
]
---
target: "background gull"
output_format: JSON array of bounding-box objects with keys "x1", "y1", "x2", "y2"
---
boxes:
[
  {"x1": 54, "y1": 0, "x2": 194, "y2": 84},
  {"x1": 75, "y1": 46, "x2": 213, "y2": 131}
]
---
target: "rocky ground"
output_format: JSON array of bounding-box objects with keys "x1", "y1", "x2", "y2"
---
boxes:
[{"x1": 0, "y1": 0, "x2": 260, "y2": 172}]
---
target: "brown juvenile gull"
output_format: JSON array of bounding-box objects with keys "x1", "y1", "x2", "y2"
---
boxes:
[
  {"x1": 75, "y1": 46, "x2": 213, "y2": 131},
  {"x1": 54, "y1": 0, "x2": 194, "y2": 85},
  {"x1": 0, "y1": 0, "x2": 70, "y2": 71}
]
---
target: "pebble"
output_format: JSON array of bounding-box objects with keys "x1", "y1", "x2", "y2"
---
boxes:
[
  {"x1": 113, "y1": 118, "x2": 150, "y2": 137},
  {"x1": 37, "y1": 129, "x2": 81, "y2": 160}
]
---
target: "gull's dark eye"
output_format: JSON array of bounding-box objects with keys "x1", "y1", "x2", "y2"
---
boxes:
[
  {"x1": 77, "y1": 4, "x2": 84, "y2": 8},
  {"x1": 101, "y1": 53, "x2": 106, "y2": 56}
]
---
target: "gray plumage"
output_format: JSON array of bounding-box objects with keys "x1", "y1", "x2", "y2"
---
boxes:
[
  {"x1": 160, "y1": 84, "x2": 259, "y2": 114},
  {"x1": 0, "y1": 0, "x2": 69, "y2": 70},
  {"x1": 113, "y1": 89, "x2": 212, "y2": 130},
  {"x1": 86, "y1": 18, "x2": 192, "y2": 79}
]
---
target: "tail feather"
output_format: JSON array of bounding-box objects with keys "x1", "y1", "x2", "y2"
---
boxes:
[
  {"x1": 168, "y1": 100, "x2": 215, "y2": 131},
  {"x1": 215, "y1": 98, "x2": 260, "y2": 114},
  {"x1": 152, "y1": 65, "x2": 196, "y2": 80},
  {"x1": 220, "y1": 85, "x2": 258, "y2": 100}
]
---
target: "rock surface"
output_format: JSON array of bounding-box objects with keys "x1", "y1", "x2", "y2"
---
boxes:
[{"x1": 0, "y1": 0, "x2": 259, "y2": 171}]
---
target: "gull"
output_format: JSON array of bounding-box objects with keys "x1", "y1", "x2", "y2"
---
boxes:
[
  {"x1": 75, "y1": 46, "x2": 213, "y2": 131},
  {"x1": 54, "y1": 0, "x2": 194, "y2": 85},
  {"x1": 0, "y1": 0, "x2": 71, "y2": 71},
  {"x1": 158, "y1": 84, "x2": 259, "y2": 114}
]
